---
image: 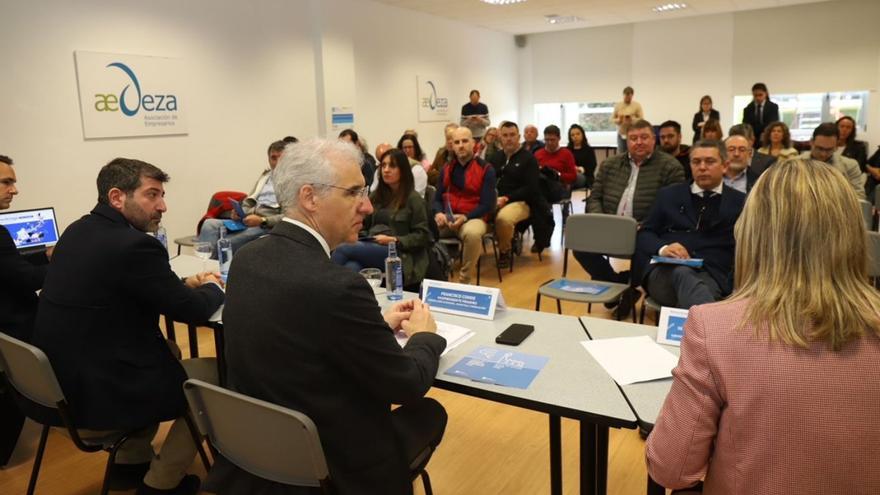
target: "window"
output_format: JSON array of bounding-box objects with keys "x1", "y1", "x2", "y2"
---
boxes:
[
  {"x1": 733, "y1": 90, "x2": 869, "y2": 142},
  {"x1": 534, "y1": 101, "x2": 619, "y2": 147}
]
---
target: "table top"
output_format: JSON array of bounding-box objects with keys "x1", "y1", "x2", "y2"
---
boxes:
[
  {"x1": 382, "y1": 293, "x2": 637, "y2": 427},
  {"x1": 579, "y1": 316, "x2": 680, "y2": 430},
  {"x1": 170, "y1": 254, "x2": 223, "y2": 322}
]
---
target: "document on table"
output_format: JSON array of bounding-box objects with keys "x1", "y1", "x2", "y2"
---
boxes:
[
  {"x1": 443, "y1": 346, "x2": 549, "y2": 389},
  {"x1": 396, "y1": 321, "x2": 475, "y2": 356},
  {"x1": 580, "y1": 336, "x2": 679, "y2": 385}
]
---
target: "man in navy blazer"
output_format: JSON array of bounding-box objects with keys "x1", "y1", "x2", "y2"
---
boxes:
[
  {"x1": 741, "y1": 83, "x2": 780, "y2": 149},
  {"x1": 633, "y1": 140, "x2": 746, "y2": 309}
]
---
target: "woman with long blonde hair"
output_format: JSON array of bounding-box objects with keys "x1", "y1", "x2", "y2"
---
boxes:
[{"x1": 647, "y1": 158, "x2": 880, "y2": 493}]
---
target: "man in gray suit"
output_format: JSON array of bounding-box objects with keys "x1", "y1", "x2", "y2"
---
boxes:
[
  {"x1": 728, "y1": 124, "x2": 775, "y2": 176},
  {"x1": 208, "y1": 138, "x2": 447, "y2": 495}
]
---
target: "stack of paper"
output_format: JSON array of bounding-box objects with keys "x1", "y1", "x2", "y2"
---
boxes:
[
  {"x1": 580, "y1": 336, "x2": 679, "y2": 385},
  {"x1": 396, "y1": 321, "x2": 475, "y2": 356}
]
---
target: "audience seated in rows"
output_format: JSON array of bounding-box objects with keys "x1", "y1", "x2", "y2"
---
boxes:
[
  {"x1": 801, "y1": 122, "x2": 866, "y2": 200},
  {"x1": 647, "y1": 158, "x2": 880, "y2": 493},
  {"x1": 700, "y1": 118, "x2": 723, "y2": 141},
  {"x1": 658, "y1": 120, "x2": 692, "y2": 181},
  {"x1": 573, "y1": 119, "x2": 685, "y2": 319},
  {"x1": 566, "y1": 124, "x2": 597, "y2": 190},
  {"x1": 432, "y1": 127, "x2": 496, "y2": 284},
  {"x1": 197, "y1": 140, "x2": 285, "y2": 256},
  {"x1": 522, "y1": 124, "x2": 544, "y2": 154},
  {"x1": 370, "y1": 141, "x2": 427, "y2": 196},
  {"x1": 477, "y1": 126, "x2": 501, "y2": 162},
  {"x1": 758, "y1": 121, "x2": 799, "y2": 161},
  {"x1": 723, "y1": 135, "x2": 762, "y2": 194},
  {"x1": 634, "y1": 140, "x2": 746, "y2": 310},
  {"x1": 398, "y1": 132, "x2": 432, "y2": 171},
  {"x1": 32, "y1": 158, "x2": 224, "y2": 495},
  {"x1": 211, "y1": 138, "x2": 446, "y2": 495},
  {"x1": 333, "y1": 148, "x2": 431, "y2": 287},
  {"x1": 535, "y1": 125, "x2": 577, "y2": 191}
]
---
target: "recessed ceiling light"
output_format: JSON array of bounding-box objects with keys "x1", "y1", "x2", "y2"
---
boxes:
[
  {"x1": 544, "y1": 14, "x2": 582, "y2": 25},
  {"x1": 481, "y1": 0, "x2": 527, "y2": 5},
  {"x1": 652, "y1": 2, "x2": 688, "y2": 12}
]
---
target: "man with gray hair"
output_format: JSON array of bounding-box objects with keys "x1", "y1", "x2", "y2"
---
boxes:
[
  {"x1": 211, "y1": 138, "x2": 447, "y2": 495},
  {"x1": 728, "y1": 123, "x2": 775, "y2": 176}
]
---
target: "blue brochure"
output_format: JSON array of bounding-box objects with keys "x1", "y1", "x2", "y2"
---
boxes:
[
  {"x1": 229, "y1": 199, "x2": 247, "y2": 220},
  {"x1": 444, "y1": 346, "x2": 549, "y2": 389},
  {"x1": 547, "y1": 279, "x2": 610, "y2": 295},
  {"x1": 650, "y1": 256, "x2": 703, "y2": 268},
  {"x1": 222, "y1": 219, "x2": 247, "y2": 232}
]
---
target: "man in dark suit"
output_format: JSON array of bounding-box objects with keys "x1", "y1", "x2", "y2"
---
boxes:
[
  {"x1": 741, "y1": 82, "x2": 780, "y2": 149},
  {"x1": 208, "y1": 138, "x2": 447, "y2": 495},
  {"x1": 723, "y1": 135, "x2": 764, "y2": 194},
  {"x1": 0, "y1": 154, "x2": 50, "y2": 465},
  {"x1": 634, "y1": 140, "x2": 746, "y2": 309},
  {"x1": 32, "y1": 158, "x2": 224, "y2": 495},
  {"x1": 728, "y1": 123, "x2": 776, "y2": 176}
]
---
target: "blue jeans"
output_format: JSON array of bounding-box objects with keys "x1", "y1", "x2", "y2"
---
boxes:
[
  {"x1": 331, "y1": 241, "x2": 388, "y2": 272},
  {"x1": 198, "y1": 219, "x2": 267, "y2": 257}
]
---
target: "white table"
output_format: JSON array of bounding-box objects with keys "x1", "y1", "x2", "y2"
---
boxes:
[{"x1": 167, "y1": 255, "x2": 224, "y2": 376}]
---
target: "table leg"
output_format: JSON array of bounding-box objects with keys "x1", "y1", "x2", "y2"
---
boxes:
[
  {"x1": 549, "y1": 414, "x2": 562, "y2": 495},
  {"x1": 647, "y1": 476, "x2": 665, "y2": 495},
  {"x1": 187, "y1": 324, "x2": 199, "y2": 358},
  {"x1": 213, "y1": 323, "x2": 227, "y2": 387},
  {"x1": 580, "y1": 421, "x2": 597, "y2": 495},
  {"x1": 163, "y1": 315, "x2": 177, "y2": 343},
  {"x1": 596, "y1": 426, "x2": 608, "y2": 494}
]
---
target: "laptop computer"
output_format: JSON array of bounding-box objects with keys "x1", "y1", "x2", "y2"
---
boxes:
[{"x1": 0, "y1": 207, "x2": 61, "y2": 255}]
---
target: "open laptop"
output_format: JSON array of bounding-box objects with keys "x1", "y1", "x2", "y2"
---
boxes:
[{"x1": 0, "y1": 207, "x2": 61, "y2": 255}]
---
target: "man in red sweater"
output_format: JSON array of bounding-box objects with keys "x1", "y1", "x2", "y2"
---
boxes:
[{"x1": 535, "y1": 125, "x2": 577, "y2": 186}]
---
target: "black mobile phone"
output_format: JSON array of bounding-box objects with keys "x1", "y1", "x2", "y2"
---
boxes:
[{"x1": 495, "y1": 323, "x2": 535, "y2": 346}]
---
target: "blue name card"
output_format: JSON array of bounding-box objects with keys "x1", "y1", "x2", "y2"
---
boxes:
[
  {"x1": 657, "y1": 306, "x2": 689, "y2": 346},
  {"x1": 421, "y1": 279, "x2": 504, "y2": 320}
]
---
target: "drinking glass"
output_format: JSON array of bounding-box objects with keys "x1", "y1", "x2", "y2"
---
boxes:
[
  {"x1": 193, "y1": 242, "x2": 212, "y2": 271},
  {"x1": 359, "y1": 268, "x2": 383, "y2": 290}
]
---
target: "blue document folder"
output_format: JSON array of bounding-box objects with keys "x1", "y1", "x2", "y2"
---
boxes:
[
  {"x1": 547, "y1": 279, "x2": 610, "y2": 295},
  {"x1": 444, "y1": 346, "x2": 549, "y2": 389},
  {"x1": 650, "y1": 256, "x2": 703, "y2": 268}
]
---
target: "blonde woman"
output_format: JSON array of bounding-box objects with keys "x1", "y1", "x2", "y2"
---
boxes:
[
  {"x1": 757, "y1": 121, "x2": 798, "y2": 160},
  {"x1": 647, "y1": 159, "x2": 880, "y2": 493}
]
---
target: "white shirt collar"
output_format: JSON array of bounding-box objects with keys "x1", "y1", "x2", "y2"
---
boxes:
[
  {"x1": 690, "y1": 181, "x2": 724, "y2": 196},
  {"x1": 282, "y1": 217, "x2": 331, "y2": 258}
]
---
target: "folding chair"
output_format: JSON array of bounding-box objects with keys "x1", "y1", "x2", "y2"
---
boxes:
[
  {"x1": 535, "y1": 214, "x2": 638, "y2": 321},
  {"x1": 183, "y1": 379, "x2": 434, "y2": 494}
]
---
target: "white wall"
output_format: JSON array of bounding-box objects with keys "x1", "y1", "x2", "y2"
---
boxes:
[
  {"x1": 0, "y1": 0, "x2": 520, "y2": 243},
  {"x1": 521, "y1": 0, "x2": 880, "y2": 146}
]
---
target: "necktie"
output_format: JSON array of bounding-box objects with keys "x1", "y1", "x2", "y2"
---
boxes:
[
  {"x1": 757, "y1": 103, "x2": 763, "y2": 124},
  {"x1": 703, "y1": 190, "x2": 712, "y2": 199}
]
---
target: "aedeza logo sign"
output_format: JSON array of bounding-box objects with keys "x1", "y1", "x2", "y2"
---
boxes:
[
  {"x1": 94, "y1": 62, "x2": 179, "y2": 115},
  {"x1": 421, "y1": 80, "x2": 448, "y2": 113}
]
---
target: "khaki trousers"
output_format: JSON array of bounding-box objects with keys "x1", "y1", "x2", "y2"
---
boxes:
[
  {"x1": 440, "y1": 218, "x2": 487, "y2": 284},
  {"x1": 75, "y1": 358, "x2": 218, "y2": 489},
  {"x1": 494, "y1": 201, "x2": 530, "y2": 253}
]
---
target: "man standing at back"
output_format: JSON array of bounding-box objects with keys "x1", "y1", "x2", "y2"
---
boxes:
[
  {"x1": 210, "y1": 138, "x2": 446, "y2": 495},
  {"x1": 741, "y1": 83, "x2": 780, "y2": 149},
  {"x1": 33, "y1": 158, "x2": 224, "y2": 494},
  {"x1": 573, "y1": 119, "x2": 685, "y2": 318},
  {"x1": 460, "y1": 89, "x2": 490, "y2": 142},
  {"x1": 612, "y1": 86, "x2": 643, "y2": 153}
]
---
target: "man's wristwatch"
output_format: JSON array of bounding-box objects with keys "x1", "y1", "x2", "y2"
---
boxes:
[{"x1": 260, "y1": 217, "x2": 268, "y2": 228}]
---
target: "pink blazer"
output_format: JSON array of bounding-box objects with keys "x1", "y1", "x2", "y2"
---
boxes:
[{"x1": 646, "y1": 298, "x2": 880, "y2": 494}]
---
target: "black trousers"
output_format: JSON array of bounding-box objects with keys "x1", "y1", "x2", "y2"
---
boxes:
[
  {"x1": 392, "y1": 397, "x2": 447, "y2": 470},
  {"x1": 645, "y1": 265, "x2": 721, "y2": 309},
  {"x1": 572, "y1": 251, "x2": 629, "y2": 284}
]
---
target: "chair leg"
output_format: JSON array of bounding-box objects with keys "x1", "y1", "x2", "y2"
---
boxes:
[
  {"x1": 187, "y1": 324, "x2": 199, "y2": 358},
  {"x1": 100, "y1": 434, "x2": 131, "y2": 495},
  {"x1": 639, "y1": 301, "x2": 646, "y2": 324},
  {"x1": 491, "y1": 238, "x2": 502, "y2": 282},
  {"x1": 164, "y1": 315, "x2": 177, "y2": 343},
  {"x1": 420, "y1": 470, "x2": 434, "y2": 495},
  {"x1": 587, "y1": 303, "x2": 592, "y2": 314},
  {"x1": 184, "y1": 413, "x2": 212, "y2": 472},
  {"x1": 476, "y1": 255, "x2": 481, "y2": 286},
  {"x1": 556, "y1": 299, "x2": 562, "y2": 315},
  {"x1": 27, "y1": 425, "x2": 51, "y2": 495},
  {"x1": 535, "y1": 293, "x2": 541, "y2": 311}
]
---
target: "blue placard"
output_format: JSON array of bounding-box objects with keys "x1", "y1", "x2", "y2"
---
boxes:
[
  {"x1": 547, "y1": 279, "x2": 610, "y2": 295},
  {"x1": 424, "y1": 285, "x2": 493, "y2": 316},
  {"x1": 444, "y1": 346, "x2": 549, "y2": 389},
  {"x1": 657, "y1": 306, "x2": 689, "y2": 346},
  {"x1": 664, "y1": 315, "x2": 686, "y2": 342},
  {"x1": 651, "y1": 256, "x2": 704, "y2": 268}
]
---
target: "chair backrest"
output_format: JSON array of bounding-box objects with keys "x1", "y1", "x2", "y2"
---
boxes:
[
  {"x1": 867, "y1": 232, "x2": 880, "y2": 278},
  {"x1": 860, "y1": 199, "x2": 873, "y2": 231},
  {"x1": 0, "y1": 333, "x2": 65, "y2": 409},
  {"x1": 197, "y1": 190, "x2": 248, "y2": 234},
  {"x1": 183, "y1": 379, "x2": 330, "y2": 488},
  {"x1": 563, "y1": 213, "x2": 638, "y2": 257},
  {"x1": 424, "y1": 184, "x2": 436, "y2": 209}
]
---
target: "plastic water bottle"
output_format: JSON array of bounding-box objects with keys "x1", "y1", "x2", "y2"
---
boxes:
[
  {"x1": 385, "y1": 241, "x2": 403, "y2": 301},
  {"x1": 217, "y1": 226, "x2": 233, "y2": 284}
]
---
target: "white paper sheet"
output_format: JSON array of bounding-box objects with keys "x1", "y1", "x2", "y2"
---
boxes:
[
  {"x1": 580, "y1": 336, "x2": 679, "y2": 385},
  {"x1": 396, "y1": 321, "x2": 475, "y2": 356}
]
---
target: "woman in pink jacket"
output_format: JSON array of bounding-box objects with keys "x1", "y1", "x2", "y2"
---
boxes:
[{"x1": 646, "y1": 158, "x2": 880, "y2": 494}]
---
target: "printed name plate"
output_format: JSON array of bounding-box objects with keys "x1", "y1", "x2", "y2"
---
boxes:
[
  {"x1": 421, "y1": 279, "x2": 504, "y2": 320},
  {"x1": 657, "y1": 306, "x2": 689, "y2": 346}
]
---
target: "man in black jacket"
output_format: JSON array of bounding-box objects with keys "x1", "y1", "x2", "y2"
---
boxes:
[
  {"x1": 0, "y1": 154, "x2": 49, "y2": 465},
  {"x1": 207, "y1": 138, "x2": 446, "y2": 495},
  {"x1": 742, "y1": 82, "x2": 780, "y2": 149},
  {"x1": 489, "y1": 121, "x2": 552, "y2": 266},
  {"x1": 32, "y1": 158, "x2": 224, "y2": 495},
  {"x1": 633, "y1": 141, "x2": 746, "y2": 309}
]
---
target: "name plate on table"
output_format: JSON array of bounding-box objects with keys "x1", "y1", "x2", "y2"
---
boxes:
[
  {"x1": 657, "y1": 306, "x2": 689, "y2": 346},
  {"x1": 421, "y1": 279, "x2": 504, "y2": 320}
]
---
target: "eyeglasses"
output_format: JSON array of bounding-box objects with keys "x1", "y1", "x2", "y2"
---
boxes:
[{"x1": 312, "y1": 183, "x2": 370, "y2": 199}]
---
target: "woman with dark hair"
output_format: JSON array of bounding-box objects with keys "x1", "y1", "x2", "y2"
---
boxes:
[
  {"x1": 397, "y1": 133, "x2": 431, "y2": 170},
  {"x1": 758, "y1": 121, "x2": 798, "y2": 160},
  {"x1": 331, "y1": 149, "x2": 431, "y2": 286},
  {"x1": 836, "y1": 116, "x2": 868, "y2": 171},
  {"x1": 567, "y1": 124, "x2": 597, "y2": 189},
  {"x1": 692, "y1": 95, "x2": 720, "y2": 144},
  {"x1": 700, "y1": 118, "x2": 723, "y2": 141}
]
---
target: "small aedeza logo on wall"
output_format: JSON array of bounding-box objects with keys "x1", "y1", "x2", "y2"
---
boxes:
[{"x1": 75, "y1": 51, "x2": 188, "y2": 139}]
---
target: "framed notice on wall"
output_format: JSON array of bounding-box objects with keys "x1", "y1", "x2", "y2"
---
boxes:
[
  {"x1": 417, "y1": 75, "x2": 450, "y2": 122},
  {"x1": 74, "y1": 51, "x2": 188, "y2": 139}
]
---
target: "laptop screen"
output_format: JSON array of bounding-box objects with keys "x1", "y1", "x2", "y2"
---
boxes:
[{"x1": 0, "y1": 207, "x2": 60, "y2": 251}]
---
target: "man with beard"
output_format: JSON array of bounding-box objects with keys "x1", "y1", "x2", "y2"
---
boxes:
[
  {"x1": 723, "y1": 135, "x2": 761, "y2": 194},
  {"x1": 658, "y1": 121, "x2": 692, "y2": 181},
  {"x1": 32, "y1": 158, "x2": 224, "y2": 495}
]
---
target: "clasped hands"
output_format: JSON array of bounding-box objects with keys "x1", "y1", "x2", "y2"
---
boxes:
[
  {"x1": 383, "y1": 299, "x2": 437, "y2": 337},
  {"x1": 434, "y1": 212, "x2": 466, "y2": 230},
  {"x1": 660, "y1": 242, "x2": 690, "y2": 259},
  {"x1": 185, "y1": 271, "x2": 224, "y2": 289}
]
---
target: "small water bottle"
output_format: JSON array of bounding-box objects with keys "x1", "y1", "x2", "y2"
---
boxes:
[
  {"x1": 385, "y1": 241, "x2": 403, "y2": 301},
  {"x1": 155, "y1": 224, "x2": 168, "y2": 252},
  {"x1": 217, "y1": 226, "x2": 233, "y2": 284}
]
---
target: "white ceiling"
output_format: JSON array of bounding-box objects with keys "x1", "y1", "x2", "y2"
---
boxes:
[{"x1": 372, "y1": 0, "x2": 833, "y2": 34}]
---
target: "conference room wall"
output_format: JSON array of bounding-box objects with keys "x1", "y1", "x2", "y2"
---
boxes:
[
  {"x1": 520, "y1": 0, "x2": 880, "y2": 147},
  {"x1": 0, "y1": 0, "x2": 319, "y2": 243}
]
